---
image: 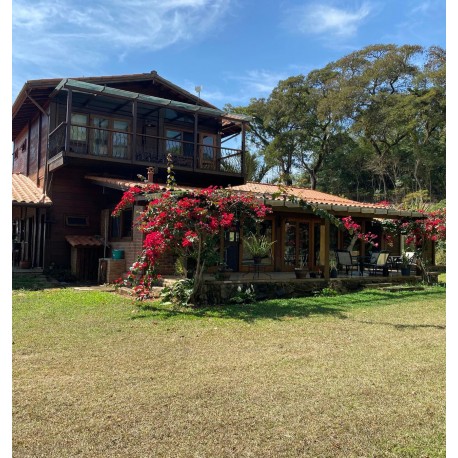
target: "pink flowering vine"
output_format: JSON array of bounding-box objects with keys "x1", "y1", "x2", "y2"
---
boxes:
[{"x1": 112, "y1": 185, "x2": 271, "y2": 304}]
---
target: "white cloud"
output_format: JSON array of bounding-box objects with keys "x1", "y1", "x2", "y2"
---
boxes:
[
  {"x1": 13, "y1": 0, "x2": 231, "y2": 85},
  {"x1": 229, "y1": 70, "x2": 288, "y2": 96},
  {"x1": 179, "y1": 70, "x2": 288, "y2": 107},
  {"x1": 287, "y1": 2, "x2": 372, "y2": 38}
]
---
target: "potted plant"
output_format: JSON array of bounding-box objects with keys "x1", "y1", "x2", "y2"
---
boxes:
[
  {"x1": 400, "y1": 251, "x2": 413, "y2": 276},
  {"x1": 330, "y1": 257, "x2": 338, "y2": 278},
  {"x1": 243, "y1": 233, "x2": 275, "y2": 264},
  {"x1": 294, "y1": 254, "x2": 309, "y2": 279}
]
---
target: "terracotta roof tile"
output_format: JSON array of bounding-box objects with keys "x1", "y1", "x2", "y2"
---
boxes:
[
  {"x1": 231, "y1": 182, "x2": 384, "y2": 209},
  {"x1": 85, "y1": 175, "x2": 202, "y2": 192},
  {"x1": 65, "y1": 235, "x2": 104, "y2": 247},
  {"x1": 12, "y1": 173, "x2": 52, "y2": 206}
]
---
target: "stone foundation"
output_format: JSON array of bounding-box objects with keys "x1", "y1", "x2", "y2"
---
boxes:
[{"x1": 201, "y1": 274, "x2": 435, "y2": 305}]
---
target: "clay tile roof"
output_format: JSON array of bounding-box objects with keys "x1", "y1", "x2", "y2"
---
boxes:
[
  {"x1": 12, "y1": 173, "x2": 52, "y2": 206},
  {"x1": 84, "y1": 175, "x2": 202, "y2": 192},
  {"x1": 65, "y1": 235, "x2": 104, "y2": 247},
  {"x1": 231, "y1": 182, "x2": 384, "y2": 209}
]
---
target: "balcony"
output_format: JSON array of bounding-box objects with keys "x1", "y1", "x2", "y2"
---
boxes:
[{"x1": 48, "y1": 122, "x2": 244, "y2": 176}]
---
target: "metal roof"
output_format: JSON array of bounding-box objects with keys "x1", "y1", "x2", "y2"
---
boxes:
[
  {"x1": 12, "y1": 173, "x2": 52, "y2": 206},
  {"x1": 12, "y1": 71, "x2": 251, "y2": 140}
]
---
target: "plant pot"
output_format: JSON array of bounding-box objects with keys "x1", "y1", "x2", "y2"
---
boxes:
[
  {"x1": 252, "y1": 256, "x2": 262, "y2": 265},
  {"x1": 294, "y1": 268, "x2": 308, "y2": 279},
  {"x1": 19, "y1": 260, "x2": 31, "y2": 269},
  {"x1": 330, "y1": 268, "x2": 338, "y2": 278},
  {"x1": 401, "y1": 267, "x2": 410, "y2": 276}
]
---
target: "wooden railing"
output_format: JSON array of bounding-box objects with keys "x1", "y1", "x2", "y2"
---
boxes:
[{"x1": 48, "y1": 123, "x2": 243, "y2": 175}]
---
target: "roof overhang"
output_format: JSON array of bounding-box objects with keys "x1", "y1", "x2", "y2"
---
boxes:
[
  {"x1": 13, "y1": 71, "x2": 252, "y2": 140},
  {"x1": 266, "y1": 199, "x2": 424, "y2": 219},
  {"x1": 12, "y1": 173, "x2": 52, "y2": 207}
]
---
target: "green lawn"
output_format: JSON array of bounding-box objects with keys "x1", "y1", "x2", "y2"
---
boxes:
[{"x1": 12, "y1": 286, "x2": 446, "y2": 457}]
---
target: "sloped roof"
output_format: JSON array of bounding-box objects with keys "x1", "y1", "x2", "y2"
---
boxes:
[
  {"x1": 12, "y1": 173, "x2": 52, "y2": 206},
  {"x1": 65, "y1": 235, "x2": 104, "y2": 247},
  {"x1": 13, "y1": 71, "x2": 251, "y2": 140},
  {"x1": 84, "y1": 175, "x2": 424, "y2": 218},
  {"x1": 231, "y1": 182, "x2": 382, "y2": 209},
  {"x1": 230, "y1": 182, "x2": 425, "y2": 218},
  {"x1": 84, "y1": 175, "x2": 200, "y2": 192}
]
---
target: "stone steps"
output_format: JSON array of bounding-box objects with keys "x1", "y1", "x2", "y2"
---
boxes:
[{"x1": 362, "y1": 282, "x2": 425, "y2": 292}]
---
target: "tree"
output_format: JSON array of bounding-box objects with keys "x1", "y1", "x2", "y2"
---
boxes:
[{"x1": 112, "y1": 184, "x2": 271, "y2": 305}]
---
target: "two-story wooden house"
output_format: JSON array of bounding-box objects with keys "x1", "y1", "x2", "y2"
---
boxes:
[
  {"x1": 12, "y1": 71, "x2": 251, "y2": 281},
  {"x1": 12, "y1": 71, "x2": 431, "y2": 284}
]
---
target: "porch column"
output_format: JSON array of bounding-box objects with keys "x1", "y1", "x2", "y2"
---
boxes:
[
  {"x1": 320, "y1": 218, "x2": 330, "y2": 280},
  {"x1": 64, "y1": 89, "x2": 73, "y2": 153},
  {"x1": 131, "y1": 99, "x2": 137, "y2": 163},
  {"x1": 241, "y1": 121, "x2": 246, "y2": 179},
  {"x1": 360, "y1": 220, "x2": 366, "y2": 258},
  {"x1": 193, "y1": 113, "x2": 198, "y2": 171}
]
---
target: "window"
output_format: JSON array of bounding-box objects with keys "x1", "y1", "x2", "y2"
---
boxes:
[
  {"x1": 201, "y1": 134, "x2": 216, "y2": 161},
  {"x1": 165, "y1": 129, "x2": 194, "y2": 156},
  {"x1": 113, "y1": 120, "x2": 129, "y2": 158},
  {"x1": 69, "y1": 113, "x2": 88, "y2": 153},
  {"x1": 92, "y1": 117, "x2": 109, "y2": 156},
  {"x1": 70, "y1": 114, "x2": 88, "y2": 141},
  {"x1": 69, "y1": 113, "x2": 130, "y2": 158},
  {"x1": 65, "y1": 215, "x2": 89, "y2": 227},
  {"x1": 111, "y1": 208, "x2": 133, "y2": 239}
]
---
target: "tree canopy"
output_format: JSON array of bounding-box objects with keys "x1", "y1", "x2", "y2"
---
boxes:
[{"x1": 229, "y1": 44, "x2": 445, "y2": 204}]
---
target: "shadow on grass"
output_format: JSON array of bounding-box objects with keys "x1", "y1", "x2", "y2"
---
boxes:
[
  {"x1": 352, "y1": 320, "x2": 445, "y2": 330},
  {"x1": 132, "y1": 300, "x2": 347, "y2": 322},
  {"x1": 12, "y1": 276, "x2": 56, "y2": 291},
  {"x1": 131, "y1": 287, "x2": 445, "y2": 323}
]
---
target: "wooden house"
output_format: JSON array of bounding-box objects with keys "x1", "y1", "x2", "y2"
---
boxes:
[
  {"x1": 12, "y1": 72, "x2": 250, "y2": 280},
  {"x1": 12, "y1": 71, "x2": 429, "y2": 282}
]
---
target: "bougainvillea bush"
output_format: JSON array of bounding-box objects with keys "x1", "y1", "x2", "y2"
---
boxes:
[
  {"x1": 112, "y1": 184, "x2": 271, "y2": 305},
  {"x1": 381, "y1": 208, "x2": 446, "y2": 280}
]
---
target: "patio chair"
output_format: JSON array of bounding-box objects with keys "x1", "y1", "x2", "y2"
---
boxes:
[
  {"x1": 335, "y1": 250, "x2": 359, "y2": 276},
  {"x1": 363, "y1": 250, "x2": 391, "y2": 276}
]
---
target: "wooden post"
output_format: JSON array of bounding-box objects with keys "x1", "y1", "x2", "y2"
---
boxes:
[
  {"x1": 132, "y1": 99, "x2": 137, "y2": 163},
  {"x1": 241, "y1": 121, "x2": 246, "y2": 180},
  {"x1": 323, "y1": 219, "x2": 330, "y2": 280},
  {"x1": 64, "y1": 89, "x2": 72, "y2": 153},
  {"x1": 360, "y1": 220, "x2": 366, "y2": 258},
  {"x1": 193, "y1": 113, "x2": 198, "y2": 171}
]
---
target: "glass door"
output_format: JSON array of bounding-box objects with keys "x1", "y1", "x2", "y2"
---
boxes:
[{"x1": 283, "y1": 220, "x2": 310, "y2": 270}]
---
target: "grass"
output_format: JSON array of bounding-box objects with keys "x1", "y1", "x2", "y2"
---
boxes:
[{"x1": 13, "y1": 285, "x2": 446, "y2": 457}]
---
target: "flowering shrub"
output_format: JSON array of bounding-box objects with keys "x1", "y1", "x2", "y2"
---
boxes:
[
  {"x1": 381, "y1": 208, "x2": 446, "y2": 248},
  {"x1": 112, "y1": 185, "x2": 271, "y2": 304},
  {"x1": 341, "y1": 216, "x2": 378, "y2": 247},
  {"x1": 380, "y1": 208, "x2": 446, "y2": 281}
]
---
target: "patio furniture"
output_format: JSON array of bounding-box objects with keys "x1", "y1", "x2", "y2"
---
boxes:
[
  {"x1": 390, "y1": 252, "x2": 417, "y2": 273},
  {"x1": 335, "y1": 250, "x2": 359, "y2": 276},
  {"x1": 363, "y1": 250, "x2": 391, "y2": 276}
]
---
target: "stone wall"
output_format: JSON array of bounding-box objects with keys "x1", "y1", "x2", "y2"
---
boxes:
[{"x1": 201, "y1": 275, "x2": 433, "y2": 305}]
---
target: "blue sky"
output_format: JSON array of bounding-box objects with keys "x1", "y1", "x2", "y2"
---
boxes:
[{"x1": 11, "y1": 0, "x2": 446, "y2": 107}]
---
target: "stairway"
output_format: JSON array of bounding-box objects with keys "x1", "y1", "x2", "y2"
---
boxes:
[{"x1": 362, "y1": 282, "x2": 425, "y2": 292}]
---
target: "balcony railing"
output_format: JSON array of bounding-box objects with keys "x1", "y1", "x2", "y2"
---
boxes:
[{"x1": 48, "y1": 123, "x2": 244, "y2": 175}]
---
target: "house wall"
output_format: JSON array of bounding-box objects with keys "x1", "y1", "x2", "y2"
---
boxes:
[
  {"x1": 45, "y1": 167, "x2": 112, "y2": 269},
  {"x1": 12, "y1": 124, "x2": 29, "y2": 175},
  {"x1": 12, "y1": 112, "x2": 48, "y2": 189}
]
